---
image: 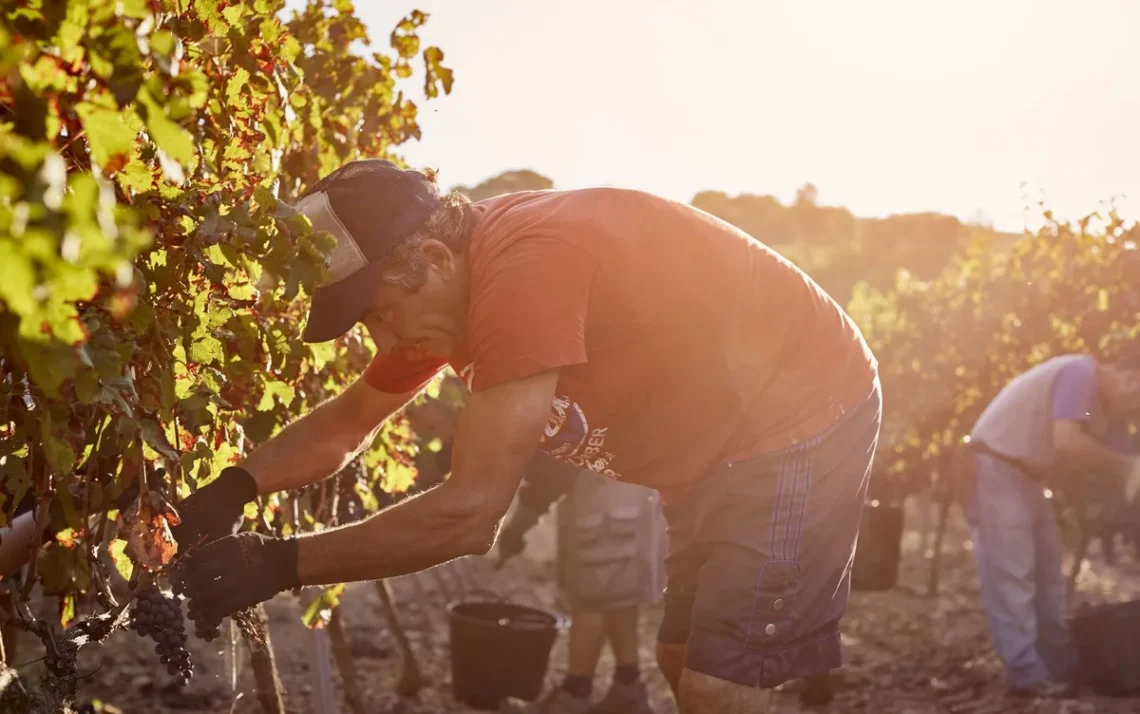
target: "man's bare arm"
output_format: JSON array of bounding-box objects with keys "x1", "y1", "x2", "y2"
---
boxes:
[
  {"x1": 293, "y1": 368, "x2": 559, "y2": 585},
  {"x1": 242, "y1": 377, "x2": 423, "y2": 495}
]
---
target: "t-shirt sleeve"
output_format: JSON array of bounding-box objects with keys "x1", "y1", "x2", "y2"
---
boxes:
[
  {"x1": 1050, "y1": 359, "x2": 1097, "y2": 421},
  {"x1": 466, "y1": 236, "x2": 597, "y2": 392},
  {"x1": 362, "y1": 349, "x2": 447, "y2": 394}
]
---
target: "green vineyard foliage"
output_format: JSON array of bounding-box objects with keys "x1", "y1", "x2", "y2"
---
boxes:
[
  {"x1": 848, "y1": 210, "x2": 1140, "y2": 502},
  {"x1": 0, "y1": 0, "x2": 452, "y2": 618}
]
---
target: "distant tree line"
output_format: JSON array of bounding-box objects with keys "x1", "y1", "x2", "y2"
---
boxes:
[{"x1": 452, "y1": 171, "x2": 1015, "y2": 303}]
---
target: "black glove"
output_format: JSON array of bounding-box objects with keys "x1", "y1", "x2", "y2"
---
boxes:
[
  {"x1": 178, "y1": 532, "x2": 300, "y2": 627},
  {"x1": 171, "y1": 466, "x2": 258, "y2": 549}
]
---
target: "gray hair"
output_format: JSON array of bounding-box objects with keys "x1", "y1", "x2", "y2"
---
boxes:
[{"x1": 380, "y1": 191, "x2": 477, "y2": 290}]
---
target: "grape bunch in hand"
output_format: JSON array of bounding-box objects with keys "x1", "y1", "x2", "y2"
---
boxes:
[
  {"x1": 170, "y1": 567, "x2": 222, "y2": 642},
  {"x1": 130, "y1": 585, "x2": 194, "y2": 685}
]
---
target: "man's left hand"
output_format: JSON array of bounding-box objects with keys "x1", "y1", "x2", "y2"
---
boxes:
[{"x1": 176, "y1": 532, "x2": 301, "y2": 627}]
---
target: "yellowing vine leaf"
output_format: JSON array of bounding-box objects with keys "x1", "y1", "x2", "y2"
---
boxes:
[
  {"x1": 75, "y1": 102, "x2": 138, "y2": 171},
  {"x1": 122, "y1": 492, "x2": 182, "y2": 571}
]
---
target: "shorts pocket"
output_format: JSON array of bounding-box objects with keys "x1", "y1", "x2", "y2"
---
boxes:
[
  {"x1": 568, "y1": 509, "x2": 644, "y2": 604},
  {"x1": 744, "y1": 561, "x2": 800, "y2": 649}
]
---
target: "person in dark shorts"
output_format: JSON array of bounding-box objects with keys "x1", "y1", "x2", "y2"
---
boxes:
[
  {"x1": 173, "y1": 160, "x2": 880, "y2": 713},
  {"x1": 656, "y1": 384, "x2": 880, "y2": 693}
]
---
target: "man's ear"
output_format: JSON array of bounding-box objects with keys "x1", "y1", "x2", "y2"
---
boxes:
[{"x1": 421, "y1": 239, "x2": 457, "y2": 279}]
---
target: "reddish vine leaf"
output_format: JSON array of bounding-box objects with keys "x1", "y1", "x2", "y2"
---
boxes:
[{"x1": 122, "y1": 491, "x2": 183, "y2": 571}]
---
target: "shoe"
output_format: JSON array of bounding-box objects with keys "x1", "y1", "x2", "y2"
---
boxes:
[
  {"x1": 502, "y1": 687, "x2": 594, "y2": 714},
  {"x1": 1008, "y1": 678, "x2": 1077, "y2": 699},
  {"x1": 588, "y1": 680, "x2": 654, "y2": 714}
]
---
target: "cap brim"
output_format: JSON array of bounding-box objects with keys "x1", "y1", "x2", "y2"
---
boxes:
[{"x1": 301, "y1": 261, "x2": 387, "y2": 343}]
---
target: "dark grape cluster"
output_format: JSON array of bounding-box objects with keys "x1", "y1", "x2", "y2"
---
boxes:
[
  {"x1": 130, "y1": 586, "x2": 193, "y2": 685},
  {"x1": 170, "y1": 566, "x2": 221, "y2": 642}
]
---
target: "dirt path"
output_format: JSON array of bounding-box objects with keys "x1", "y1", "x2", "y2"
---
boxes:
[{"x1": 12, "y1": 501, "x2": 1140, "y2": 714}]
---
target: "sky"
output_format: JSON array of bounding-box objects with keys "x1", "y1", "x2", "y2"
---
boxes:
[{"x1": 334, "y1": 0, "x2": 1138, "y2": 233}]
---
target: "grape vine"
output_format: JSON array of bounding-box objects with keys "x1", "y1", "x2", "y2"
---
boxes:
[{"x1": 0, "y1": 0, "x2": 453, "y2": 710}]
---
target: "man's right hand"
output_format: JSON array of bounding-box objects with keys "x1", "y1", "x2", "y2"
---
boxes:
[{"x1": 172, "y1": 466, "x2": 259, "y2": 550}]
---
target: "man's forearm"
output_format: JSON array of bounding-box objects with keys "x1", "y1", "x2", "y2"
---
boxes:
[
  {"x1": 242, "y1": 402, "x2": 371, "y2": 495},
  {"x1": 291, "y1": 369, "x2": 561, "y2": 586},
  {"x1": 294, "y1": 480, "x2": 491, "y2": 585},
  {"x1": 240, "y1": 379, "x2": 419, "y2": 496},
  {"x1": 1060, "y1": 434, "x2": 1136, "y2": 481}
]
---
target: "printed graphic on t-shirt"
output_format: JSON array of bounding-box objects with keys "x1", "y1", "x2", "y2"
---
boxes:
[{"x1": 542, "y1": 394, "x2": 621, "y2": 479}]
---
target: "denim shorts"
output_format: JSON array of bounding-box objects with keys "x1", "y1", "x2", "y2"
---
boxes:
[{"x1": 656, "y1": 380, "x2": 881, "y2": 688}]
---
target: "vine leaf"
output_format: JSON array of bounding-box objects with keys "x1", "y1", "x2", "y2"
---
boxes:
[
  {"x1": 122, "y1": 492, "x2": 182, "y2": 571},
  {"x1": 301, "y1": 583, "x2": 346, "y2": 629},
  {"x1": 107, "y1": 538, "x2": 135, "y2": 581}
]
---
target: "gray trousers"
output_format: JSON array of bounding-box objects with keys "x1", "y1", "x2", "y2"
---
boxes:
[
  {"x1": 556, "y1": 472, "x2": 668, "y2": 610},
  {"x1": 969, "y1": 454, "x2": 1077, "y2": 688}
]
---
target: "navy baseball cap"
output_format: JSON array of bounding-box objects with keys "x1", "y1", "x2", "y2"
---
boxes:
[{"x1": 293, "y1": 160, "x2": 441, "y2": 343}]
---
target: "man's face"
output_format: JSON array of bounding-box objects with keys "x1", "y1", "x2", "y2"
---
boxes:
[{"x1": 361, "y1": 241, "x2": 468, "y2": 359}]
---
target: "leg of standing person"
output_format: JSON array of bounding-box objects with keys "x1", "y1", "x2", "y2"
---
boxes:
[
  {"x1": 971, "y1": 454, "x2": 1052, "y2": 691},
  {"x1": 589, "y1": 606, "x2": 653, "y2": 713},
  {"x1": 602, "y1": 606, "x2": 641, "y2": 679},
  {"x1": 519, "y1": 611, "x2": 606, "y2": 713},
  {"x1": 1033, "y1": 493, "x2": 1077, "y2": 687},
  {"x1": 565, "y1": 610, "x2": 608, "y2": 696},
  {"x1": 655, "y1": 642, "x2": 685, "y2": 698}
]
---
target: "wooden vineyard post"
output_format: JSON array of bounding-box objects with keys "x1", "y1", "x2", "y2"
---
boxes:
[
  {"x1": 236, "y1": 604, "x2": 286, "y2": 714},
  {"x1": 1, "y1": 579, "x2": 19, "y2": 664},
  {"x1": 401, "y1": 573, "x2": 435, "y2": 653},
  {"x1": 450, "y1": 556, "x2": 475, "y2": 594},
  {"x1": 405, "y1": 572, "x2": 430, "y2": 618},
  {"x1": 327, "y1": 610, "x2": 367, "y2": 714},
  {"x1": 927, "y1": 444, "x2": 968, "y2": 597},
  {"x1": 926, "y1": 492, "x2": 953, "y2": 597},
  {"x1": 309, "y1": 627, "x2": 337, "y2": 714},
  {"x1": 375, "y1": 579, "x2": 425, "y2": 696},
  {"x1": 428, "y1": 565, "x2": 453, "y2": 605},
  {"x1": 1066, "y1": 520, "x2": 1092, "y2": 605},
  {"x1": 0, "y1": 592, "x2": 6, "y2": 667}
]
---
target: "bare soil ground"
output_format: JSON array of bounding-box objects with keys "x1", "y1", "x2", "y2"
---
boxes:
[{"x1": 12, "y1": 499, "x2": 1140, "y2": 714}]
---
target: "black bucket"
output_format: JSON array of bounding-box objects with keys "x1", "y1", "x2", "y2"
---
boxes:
[
  {"x1": 447, "y1": 600, "x2": 567, "y2": 709},
  {"x1": 1070, "y1": 599, "x2": 1140, "y2": 696},
  {"x1": 851, "y1": 503, "x2": 904, "y2": 592}
]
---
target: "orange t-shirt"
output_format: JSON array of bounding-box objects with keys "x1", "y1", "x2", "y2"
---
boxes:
[{"x1": 365, "y1": 188, "x2": 877, "y2": 503}]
